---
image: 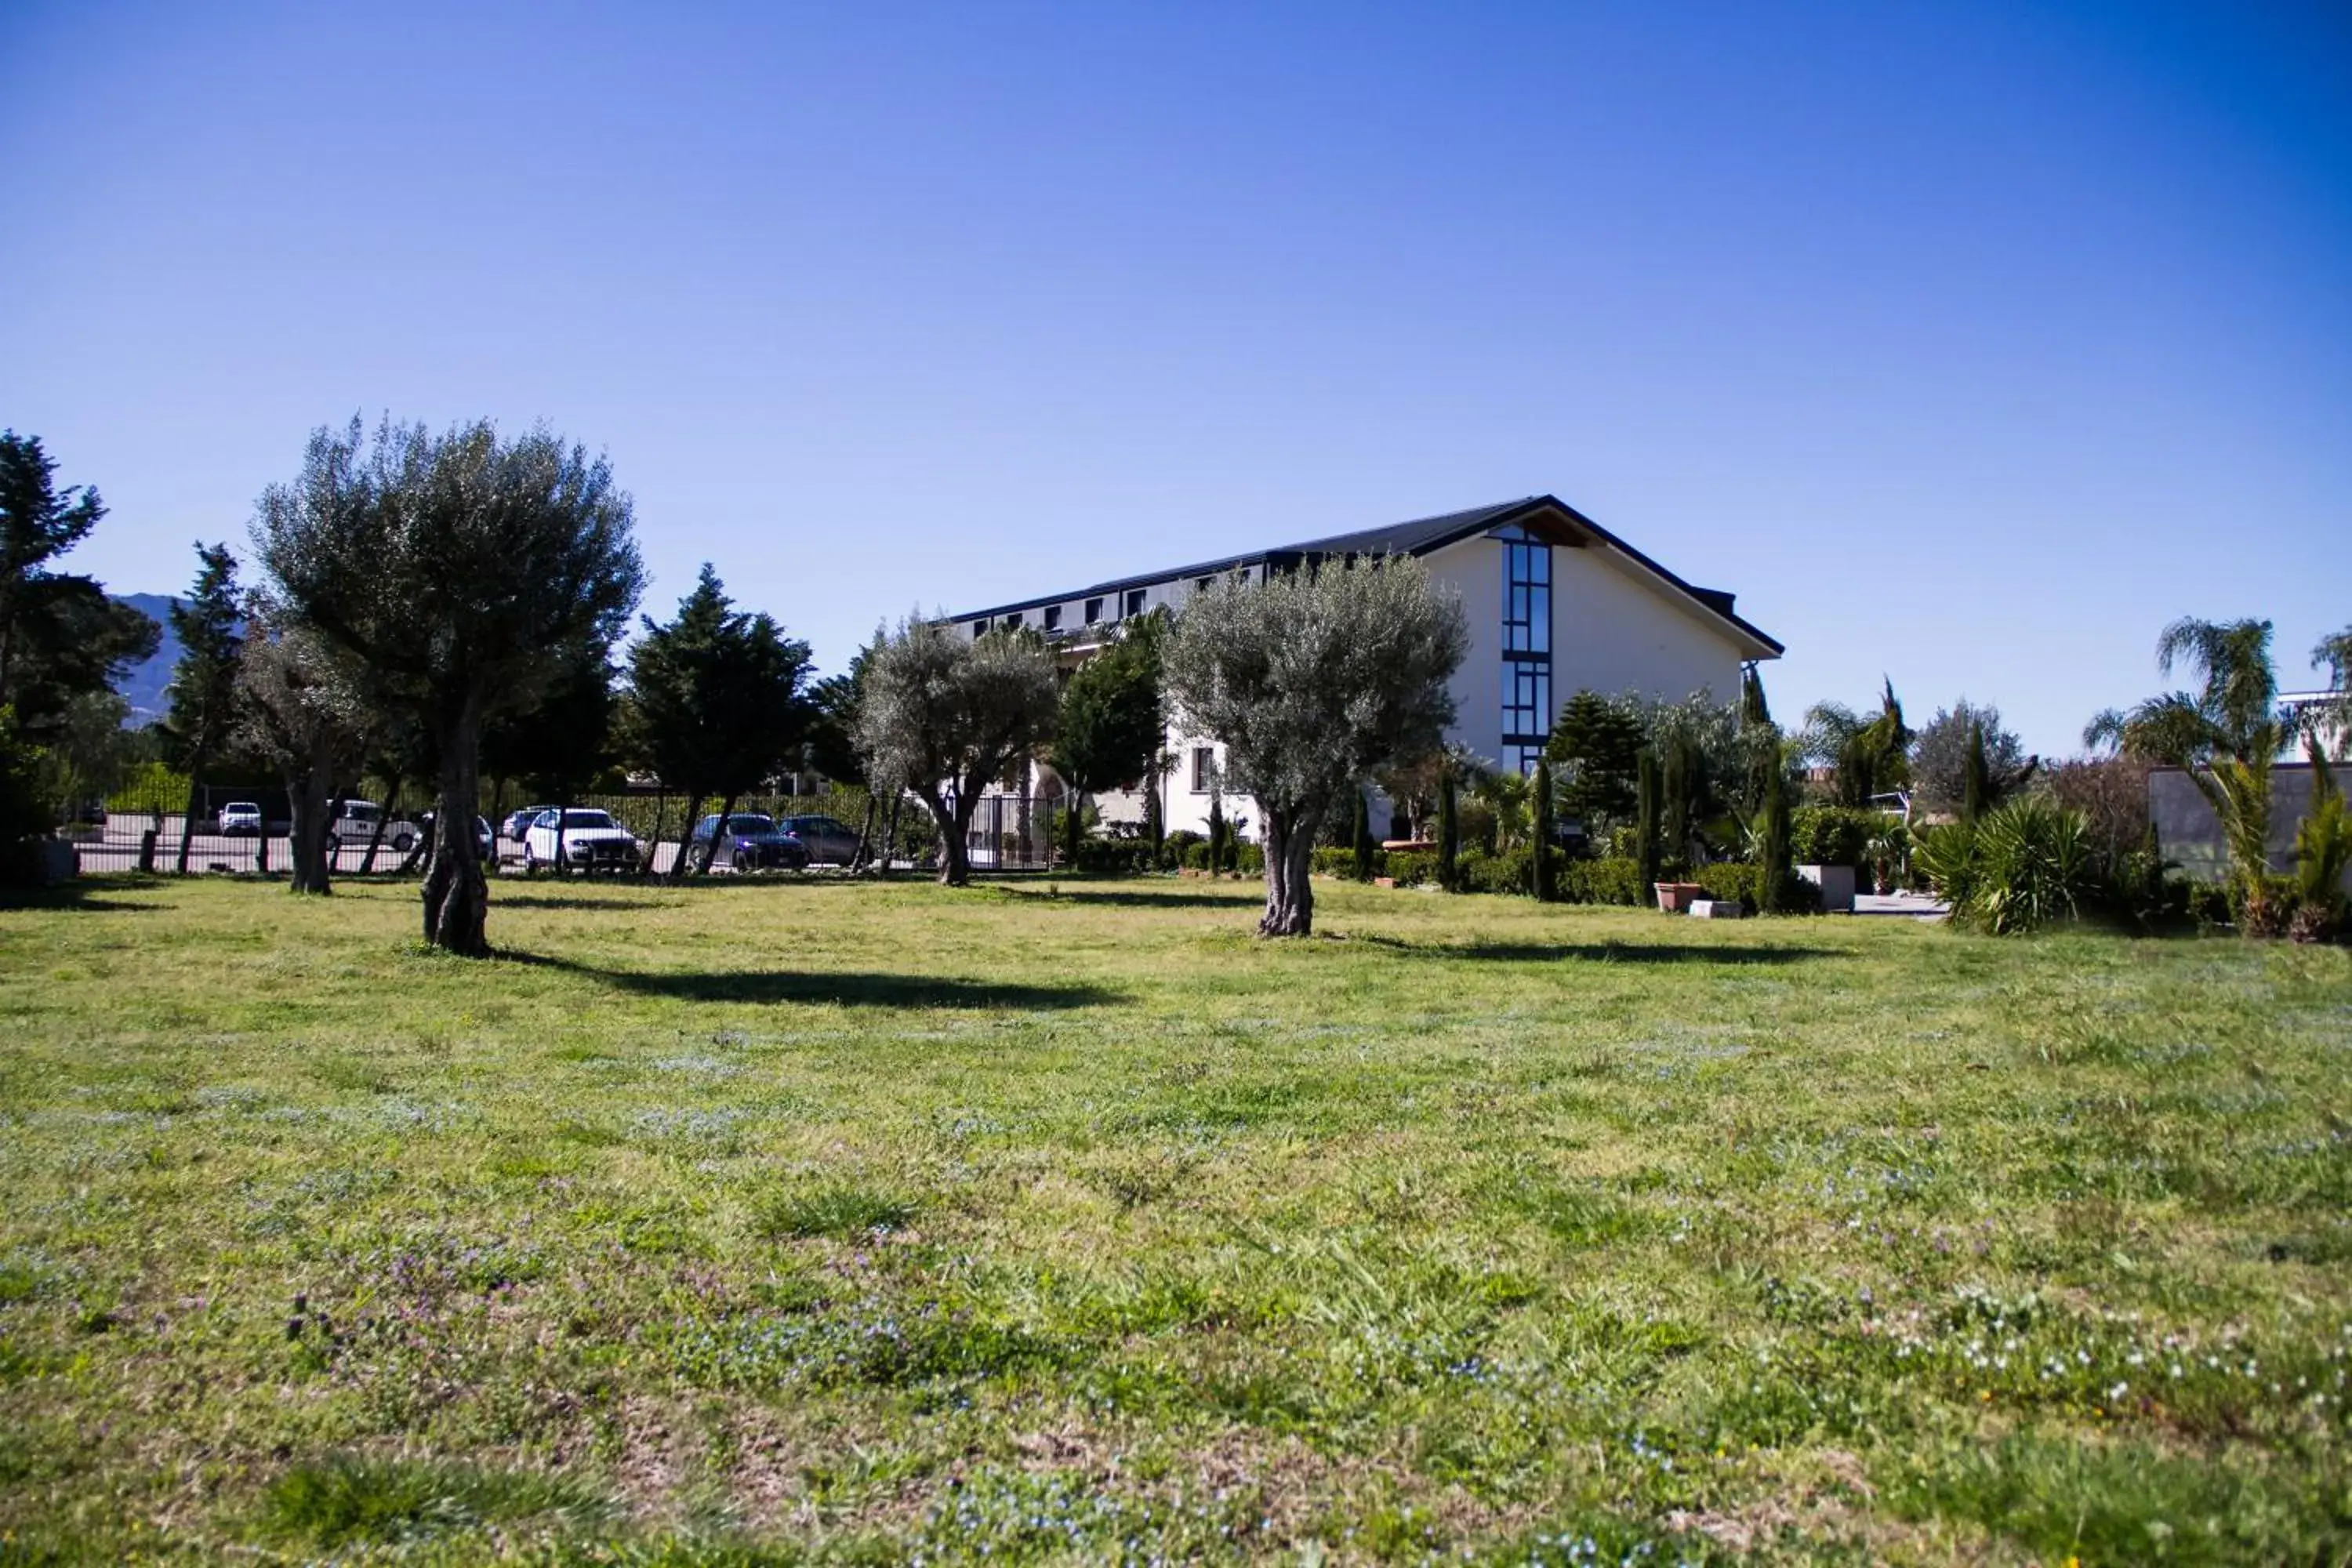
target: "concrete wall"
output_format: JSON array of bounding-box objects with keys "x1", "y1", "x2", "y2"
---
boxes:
[{"x1": 2150, "y1": 762, "x2": 2352, "y2": 888}]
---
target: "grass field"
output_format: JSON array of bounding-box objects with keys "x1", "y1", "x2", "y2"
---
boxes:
[{"x1": 1, "y1": 874, "x2": 2347, "y2": 1564}]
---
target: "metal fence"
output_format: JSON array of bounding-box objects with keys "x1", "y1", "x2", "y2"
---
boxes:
[
  {"x1": 60, "y1": 782, "x2": 1066, "y2": 878},
  {"x1": 962, "y1": 793, "x2": 1058, "y2": 871}
]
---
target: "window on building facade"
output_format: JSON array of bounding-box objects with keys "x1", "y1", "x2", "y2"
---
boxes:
[
  {"x1": 1189, "y1": 746, "x2": 1214, "y2": 793},
  {"x1": 971, "y1": 617, "x2": 989, "y2": 637},
  {"x1": 1125, "y1": 589, "x2": 1147, "y2": 617},
  {"x1": 1003, "y1": 611, "x2": 1022, "y2": 629},
  {"x1": 1084, "y1": 597, "x2": 1103, "y2": 625},
  {"x1": 1497, "y1": 524, "x2": 1552, "y2": 775},
  {"x1": 1043, "y1": 605, "x2": 1062, "y2": 631},
  {"x1": 1195, "y1": 576, "x2": 1214, "y2": 596}
]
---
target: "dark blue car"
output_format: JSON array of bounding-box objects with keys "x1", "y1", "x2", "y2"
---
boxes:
[{"x1": 688, "y1": 813, "x2": 811, "y2": 873}]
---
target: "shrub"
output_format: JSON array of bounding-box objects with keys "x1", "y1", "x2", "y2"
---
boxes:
[
  {"x1": 1234, "y1": 842, "x2": 1265, "y2": 876},
  {"x1": 1788, "y1": 805, "x2": 1878, "y2": 866},
  {"x1": 1558, "y1": 856, "x2": 1645, "y2": 906},
  {"x1": 1071, "y1": 837, "x2": 1157, "y2": 877},
  {"x1": 1310, "y1": 845, "x2": 1358, "y2": 878},
  {"x1": 1693, "y1": 861, "x2": 1812, "y2": 913},
  {"x1": 1386, "y1": 850, "x2": 1441, "y2": 887},
  {"x1": 1694, "y1": 862, "x2": 1759, "y2": 906},
  {"x1": 1916, "y1": 798, "x2": 2095, "y2": 935},
  {"x1": 1160, "y1": 829, "x2": 1203, "y2": 871},
  {"x1": 1457, "y1": 848, "x2": 1514, "y2": 895}
]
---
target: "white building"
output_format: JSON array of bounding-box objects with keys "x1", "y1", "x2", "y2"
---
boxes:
[{"x1": 945, "y1": 495, "x2": 1782, "y2": 842}]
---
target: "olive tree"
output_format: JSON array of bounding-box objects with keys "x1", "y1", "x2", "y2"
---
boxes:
[
  {"x1": 851, "y1": 614, "x2": 1059, "y2": 885},
  {"x1": 234, "y1": 618, "x2": 368, "y2": 895},
  {"x1": 252, "y1": 418, "x2": 643, "y2": 953},
  {"x1": 1164, "y1": 557, "x2": 1467, "y2": 937}
]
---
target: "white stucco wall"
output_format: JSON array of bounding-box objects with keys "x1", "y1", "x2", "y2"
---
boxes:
[
  {"x1": 1548, "y1": 543, "x2": 1750, "y2": 706},
  {"x1": 1062, "y1": 529, "x2": 1763, "y2": 845}
]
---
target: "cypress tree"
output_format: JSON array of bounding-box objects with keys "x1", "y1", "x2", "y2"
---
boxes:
[
  {"x1": 1436, "y1": 766, "x2": 1458, "y2": 891},
  {"x1": 1756, "y1": 739, "x2": 1791, "y2": 913},
  {"x1": 1635, "y1": 746, "x2": 1662, "y2": 898},
  {"x1": 1351, "y1": 788, "x2": 1375, "y2": 881},
  {"x1": 1661, "y1": 731, "x2": 1697, "y2": 874},
  {"x1": 1961, "y1": 717, "x2": 1990, "y2": 824},
  {"x1": 1207, "y1": 792, "x2": 1225, "y2": 877},
  {"x1": 1531, "y1": 757, "x2": 1555, "y2": 902}
]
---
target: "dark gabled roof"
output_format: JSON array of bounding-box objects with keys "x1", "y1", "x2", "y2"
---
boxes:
[{"x1": 948, "y1": 495, "x2": 1782, "y2": 657}]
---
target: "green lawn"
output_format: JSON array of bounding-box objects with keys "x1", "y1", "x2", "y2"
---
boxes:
[{"x1": 1, "y1": 875, "x2": 2347, "y2": 1564}]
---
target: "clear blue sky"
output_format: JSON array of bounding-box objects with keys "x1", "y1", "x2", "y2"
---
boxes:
[{"x1": 4, "y1": 2, "x2": 2347, "y2": 756}]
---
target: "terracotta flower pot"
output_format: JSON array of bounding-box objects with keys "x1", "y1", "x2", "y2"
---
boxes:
[{"x1": 1653, "y1": 880, "x2": 1704, "y2": 913}]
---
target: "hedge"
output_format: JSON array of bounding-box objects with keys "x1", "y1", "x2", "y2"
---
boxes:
[
  {"x1": 1312, "y1": 846, "x2": 1367, "y2": 879},
  {"x1": 1071, "y1": 838, "x2": 1158, "y2": 877},
  {"x1": 1387, "y1": 851, "x2": 1442, "y2": 887},
  {"x1": 1788, "y1": 805, "x2": 1879, "y2": 867},
  {"x1": 1559, "y1": 856, "x2": 1646, "y2": 906}
]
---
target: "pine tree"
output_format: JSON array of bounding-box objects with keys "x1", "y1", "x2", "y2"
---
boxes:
[
  {"x1": 162, "y1": 543, "x2": 245, "y2": 874},
  {"x1": 629, "y1": 566, "x2": 813, "y2": 880}
]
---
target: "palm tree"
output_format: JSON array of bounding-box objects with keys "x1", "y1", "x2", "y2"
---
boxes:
[
  {"x1": 2084, "y1": 617, "x2": 2288, "y2": 917},
  {"x1": 1804, "y1": 677, "x2": 1908, "y2": 807}
]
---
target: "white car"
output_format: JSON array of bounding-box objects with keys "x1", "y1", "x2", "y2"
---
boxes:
[
  {"x1": 520, "y1": 808, "x2": 642, "y2": 873},
  {"x1": 217, "y1": 801, "x2": 263, "y2": 836},
  {"x1": 324, "y1": 800, "x2": 421, "y2": 854}
]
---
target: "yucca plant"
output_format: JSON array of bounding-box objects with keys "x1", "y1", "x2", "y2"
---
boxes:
[
  {"x1": 1911, "y1": 820, "x2": 1979, "y2": 916},
  {"x1": 1968, "y1": 798, "x2": 2094, "y2": 935}
]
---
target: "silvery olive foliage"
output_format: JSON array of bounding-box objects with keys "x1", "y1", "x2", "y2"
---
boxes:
[
  {"x1": 234, "y1": 617, "x2": 371, "y2": 895},
  {"x1": 851, "y1": 614, "x2": 1062, "y2": 885},
  {"x1": 252, "y1": 416, "x2": 643, "y2": 953},
  {"x1": 1163, "y1": 556, "x2": 1468, "y2": 935}
]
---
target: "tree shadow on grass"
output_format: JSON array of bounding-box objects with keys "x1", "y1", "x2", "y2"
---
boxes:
[
  {"x1": 492, "y1": 895, "x2": 688, "y2": 911},
  {"x1": 499, "y1": 949, "x2": 1120, "y2": 1008},
  {"x1": 1432, "y1": 941, "x2": 1834, "y2": 964},
  {"x1": 993, "y1": 886, "x2": 1263, "y2": 909},
  {"x1": 0, "y1": 879, "x2": 163, "y2": 913}
]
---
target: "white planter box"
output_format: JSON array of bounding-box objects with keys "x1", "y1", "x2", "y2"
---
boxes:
[
  {"x1": 1798, "y1": 863, "x2": 1856, "y2": 913},
  {"x1": 1690, "y1": 898, "x2": 1745, "y2": 919}
]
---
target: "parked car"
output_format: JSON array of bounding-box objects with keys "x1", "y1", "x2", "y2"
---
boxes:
[
  {"x1": 417, "y1": 811, "x2": 497, "y2": 862},
  {"x1": 500, "y1": 805, "x2": 557, "y2": 843},
  {"x1": 521, "y1": 808, "x2": 642, "y2": 873},
  {"x1": 323, "y1": 800, "x2": 421, "y2": 855},
  {"x1": 773, "y1": 813, "x2": 862, "y2": 866},
  {"x1": 217, "y1": 801, "x2": 263, "y2": 836},
  {"x1": 688, "y1": 813, "x2": 812, "y2": 873}
]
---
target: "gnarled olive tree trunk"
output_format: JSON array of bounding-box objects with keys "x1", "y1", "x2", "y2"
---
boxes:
[
  {"x1": 1257, "y1": 802, "x2": 1322, "y2": 937},
  {"x1": 666, "y1": 793, "x2": 705, "y2": 882},
  {"x1": 423, "y1": 712, "x2": 489, "y2": 955},
  {"x1": 918, "y1": 786, "x2": 977, "y2": 885},
  {"x1": 176, "y1": 770, "x2": 205, "y2": 875},
  {"x1": 284, "y1": 771, "x2": 335, "y2": 895}
]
